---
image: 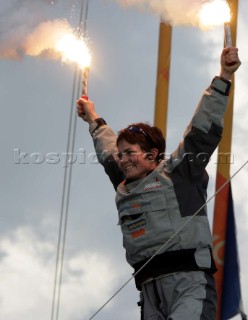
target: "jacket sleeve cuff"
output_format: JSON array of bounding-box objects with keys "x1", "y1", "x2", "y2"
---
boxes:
[
  {"x1": 210, "y1": 76, "x2": 231, "y2": 96},
  {"x1": 89, "y1": 118, "x2": 107, "y2": 135}
]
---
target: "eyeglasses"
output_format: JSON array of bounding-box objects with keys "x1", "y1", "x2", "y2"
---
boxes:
[
  {"x1": 128, "y1": 125, "x2": 155, "y2": 148},
  {"x1": 128, "y1": 126, "x2": 148, "y2": 138}
]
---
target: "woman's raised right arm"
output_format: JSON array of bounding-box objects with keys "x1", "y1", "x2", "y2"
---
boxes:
[{"x1": 77, "y1": 97, "x2": 125, "y2": 189}]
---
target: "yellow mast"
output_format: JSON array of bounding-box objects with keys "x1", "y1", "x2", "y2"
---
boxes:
[{"x1": 154, "y1": 22, "x2": 172, "y2": 137}]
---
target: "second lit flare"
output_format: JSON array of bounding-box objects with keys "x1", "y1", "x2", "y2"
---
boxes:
[
  {"x1": 224, "y1": 22, "x2": 232, "y2": 47},
  {"x1": 198, "y1": 0, "x2": 232, "y2": 48},
  {"x1": 199, "y1": 0, "x2": 231, "y2": 28}
]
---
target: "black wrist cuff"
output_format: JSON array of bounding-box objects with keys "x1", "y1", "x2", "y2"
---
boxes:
[
  {"x1": 211, "y1": 76, "x2": 231, "y2": 96},
  {"x1": 91, "y1": 118, "x2": 107, "y2": 133}
]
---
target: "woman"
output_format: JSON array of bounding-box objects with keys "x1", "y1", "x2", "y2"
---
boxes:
[{"x1": 77, "y1": 47, "x2": 241, "y2": 320}]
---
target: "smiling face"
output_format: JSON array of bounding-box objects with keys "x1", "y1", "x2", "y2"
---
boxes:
[{"x1": 117, "y1": 139, "x2": 158, "y2": 181}]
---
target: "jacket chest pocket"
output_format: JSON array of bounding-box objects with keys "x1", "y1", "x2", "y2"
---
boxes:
[{"x1": 118, "y1": 193, "x2": 176, "y2": 259}]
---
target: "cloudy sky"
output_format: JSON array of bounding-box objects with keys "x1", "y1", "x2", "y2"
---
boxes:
[{"x1": 0, "y1": 0, "x2": 247, "y2": 319}]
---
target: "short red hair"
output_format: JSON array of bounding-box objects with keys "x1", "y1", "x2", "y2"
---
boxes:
[{"x1": 117, "y1": 122, "x2": 166, "y2": 162}]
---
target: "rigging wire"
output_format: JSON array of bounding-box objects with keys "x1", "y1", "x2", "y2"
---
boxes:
[
  {"x1": 50, "y1": 66, "x2": 78, "y2": 320},
  {"x1": 87, "y1": 158, "x2": 248, "y2": 320},
  {"x1": 50, "y1": 1, "x2": 90, "y2": 320}
]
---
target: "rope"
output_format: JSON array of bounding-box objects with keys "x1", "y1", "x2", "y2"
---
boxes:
[
  {"x1": 88, "y1": 158, "x2": 248, "y2": 320},
  {"x1": 50, "y1": 1, "x2": 90, "y2": 320}
]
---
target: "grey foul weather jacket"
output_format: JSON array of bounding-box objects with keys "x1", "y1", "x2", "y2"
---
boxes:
[{"x1": 88, "y1": 76, "x2": 231, "y2": 290}]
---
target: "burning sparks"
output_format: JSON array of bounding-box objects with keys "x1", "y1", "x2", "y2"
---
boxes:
[
  {"x1": 22, "y1": 19, "x2": 91, "y2": 69},
  {"x1": 199, "y1": 0, "x2": 231, "y2": 29},
  {"x1": 55, "y1": 32, "x2": 91, "y2": 69}
]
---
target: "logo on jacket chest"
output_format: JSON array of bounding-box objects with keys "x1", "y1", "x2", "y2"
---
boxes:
[
  {"x1": 131, "y1": 228, "x2": 145, "y2": 239},
  {"x1": 127, "y1": 219, "x2": 146, "y2": 239},
  {"x1": 128, "y1": 219, "x2": 146, "y2": 231},
  {"x1": 143, "y1": 177, "x2": 162, "y2": 191}
]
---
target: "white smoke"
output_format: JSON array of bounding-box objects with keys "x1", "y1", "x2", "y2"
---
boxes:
[
  {"x1": 117, "y1": 0, "x2": 226, "y2": 27},
  {"x1": 0, "y1": 0, "x2": 229, "y2": 60},
  {"x1": 24, "y1": 19, "x2": 71, "y2": 59},
  {"x1": 0, "y1": 0, "x2": 64, "y2": 60}
]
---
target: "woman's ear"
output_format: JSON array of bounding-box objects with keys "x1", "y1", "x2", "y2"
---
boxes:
[{"x1": 148, "y1": 148, "x2": 158, "y2": 161}]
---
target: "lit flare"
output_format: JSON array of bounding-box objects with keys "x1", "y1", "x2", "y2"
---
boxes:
[
  {"x1": 55, "y1": 32, "x2": 91, "y2": 69},
  {"x1": 199, "y1": 0, "x2": 231, "y2": 29}
]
